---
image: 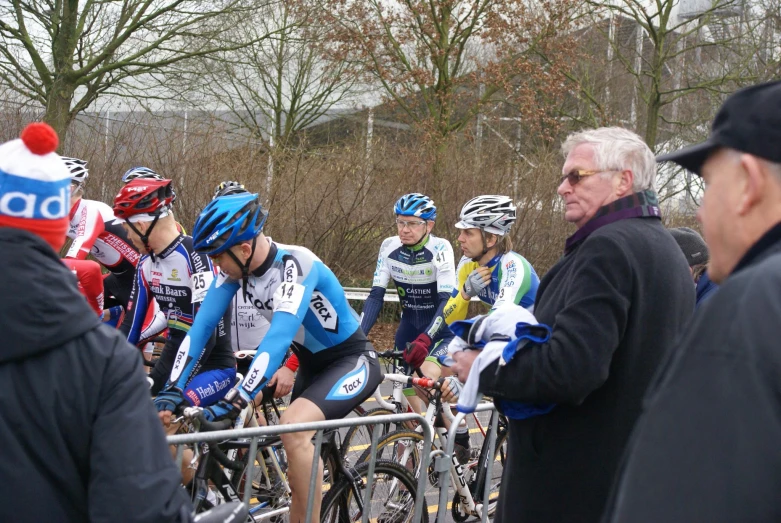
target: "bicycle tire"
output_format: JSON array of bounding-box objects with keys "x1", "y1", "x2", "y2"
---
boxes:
[
  {"x1": 320, "y1": 460, "x2": 429, "y2": 523},
  {"x1": 341, "y1": 407, "x2": 395, "y2": 466},
  {"x1": 355, "y1": 429, "x2": 428, "y2": 472}
]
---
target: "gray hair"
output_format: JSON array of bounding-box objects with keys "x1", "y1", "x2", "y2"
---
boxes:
[{"x1": 562, "y1": 127, "x2": 656, "y2": 192}]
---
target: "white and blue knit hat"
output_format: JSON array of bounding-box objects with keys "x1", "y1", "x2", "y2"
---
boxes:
[{"x1": 0, "y1": 123, "x2": 71, "y2": 250}]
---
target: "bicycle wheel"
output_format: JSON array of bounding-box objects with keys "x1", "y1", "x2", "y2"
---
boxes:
[
  {"x1": 355, "y1": 430, "x2": 427, "y2": 473},
  {"x1": 340, "y1": 407, "x2": 395, "y2": 467},
  {"x1": 452, "y1": 425, "x2": 508, "y2": 522},
  {"x1": 355, "y1": 429, "x2": 442, "y2": 503},
  {"x1": 320, "y1": 460, "x2": 429, "y2": 523}
]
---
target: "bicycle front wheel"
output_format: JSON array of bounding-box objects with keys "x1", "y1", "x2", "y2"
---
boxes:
[{"x1": 320, "y1": 460, "x2": 428, "y2": 523}]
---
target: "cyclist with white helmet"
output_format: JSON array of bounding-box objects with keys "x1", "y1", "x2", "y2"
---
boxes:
[
  {"x1": 63, "y1": 157, "x2": 140, "y2": 316},
  {"x1": 361, "y1": 193, "x2": 456, "y2": 388},
  {"x1": 444, "y1": 195, "x2": 540, "y2": 322},
  {"x1": 161, "y1": 191, "x2": 383, "y2": 523}
]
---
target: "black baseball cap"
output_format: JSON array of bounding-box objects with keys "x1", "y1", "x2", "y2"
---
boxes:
[{"x1": 657, "y1": 80, "x2": 781, "y2": 175}]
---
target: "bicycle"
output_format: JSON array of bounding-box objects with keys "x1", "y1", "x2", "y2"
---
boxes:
[
  {"x1": 173, "y1": 402, "x2": 428, "y2": 523},
  {"x1": 342, "y1": 351, "x2": 492, "y2": 469},
  {"x1": 354, "y1": 374, "x2": 508, "y2": 522}
]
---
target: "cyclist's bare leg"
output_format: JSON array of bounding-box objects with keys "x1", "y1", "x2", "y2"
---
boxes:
[
  {"x1": 280, "y1": 397, "x2": 325, "y2": 523},
  {"x1": 164, "y1": 421, "x2": 195, "y2": 484}
]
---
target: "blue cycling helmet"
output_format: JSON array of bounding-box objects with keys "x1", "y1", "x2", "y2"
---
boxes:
[
  {"x1": 394, "y1": 193, "x2": 436, "y2": 220},
  {"x1": 193, "y1": 193, "x2": 268, "y2": 256}
]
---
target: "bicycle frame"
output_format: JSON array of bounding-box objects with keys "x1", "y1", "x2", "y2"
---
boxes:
[
  {"x1": 438, "y1": 403, "x2": 501, "y2": 523},
  {"x1": 372, "y1": 366, "x2": 492, "y2": 437},
  {"x1": 380, "y1": 373, "x2": 497, "y2": 521}
]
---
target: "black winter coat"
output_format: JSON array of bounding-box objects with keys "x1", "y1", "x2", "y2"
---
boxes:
[
  {"x1": 479, "y1": 216, "x2": 695, "y2": 522},
  {"x1": 0, "y1": 229, "x2": 192, "y2": 523},
  {"x1": 604, "y1": 222, "x2": 781, "y2": 523}
]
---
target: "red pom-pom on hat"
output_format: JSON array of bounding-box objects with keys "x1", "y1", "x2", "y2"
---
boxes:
[{"x1": 20, "y1": 122, "x2": 59, "y2": 155}]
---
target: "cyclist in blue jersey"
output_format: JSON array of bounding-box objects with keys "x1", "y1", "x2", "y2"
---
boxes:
[
  {"x1": 158, "y1": 192, "x2": 382, "y2": 523},
  {"x1": 361, "y1": 193, "x2": 456, "y2": 401}
]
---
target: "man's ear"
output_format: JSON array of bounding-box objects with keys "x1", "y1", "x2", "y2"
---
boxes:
[
  {"x1": 485, "y1": 233, "x2": 498, "y2": 249},
  {"x1": 737, "y1": 154, "x2": 765, "y2": 216},
  {"x1": 427, "y1": 220, "x2": 435, "y2": 234},
  {"x1": 616, "y1": 169, "x2": 634, "y2": 196},
  {"x1": 240, "y1": 241, "x2": 253, "y2": 259}
]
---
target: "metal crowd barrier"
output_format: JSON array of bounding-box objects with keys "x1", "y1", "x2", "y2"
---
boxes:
[
  {"x1": 167, "y1": 412, "x2": 432, "y2": 523},
  {"x1": 437, "y1": 402, "x2": 500, "y2": 523}
]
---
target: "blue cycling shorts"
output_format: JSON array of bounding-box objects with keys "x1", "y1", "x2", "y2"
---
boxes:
[{"x1": 184, "y1": 368, "x2": 237, "y2": 407}]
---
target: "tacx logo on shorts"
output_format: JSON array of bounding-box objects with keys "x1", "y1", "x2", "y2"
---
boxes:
[{"x1": 326, "y1": 357, "x2": 368, "y2": 401}]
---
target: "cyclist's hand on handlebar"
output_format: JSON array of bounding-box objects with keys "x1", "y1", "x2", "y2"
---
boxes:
[
  {"x1": 404, "y1": 334, "x2": 431, "y2": 369},
  {"x1": 268, "y1": 367, "x2": 295, "y2": 398},
  {"x1": 440, "y1": 376, "x2": 462, "y2": 403},
  {"x1": 203, "y1": 400, "x2": 241, "y2": 422},
  {"x1": 154, "y1": 387, "x2": 186, "y2": 426},
  {"x1": 203, "y1": 387, "x2": 249, "y2": 422}
]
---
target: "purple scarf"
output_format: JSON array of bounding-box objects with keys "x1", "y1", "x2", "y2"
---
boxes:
[{"x1": 565, "y1": 190, "x2": 661, "y2": 254}]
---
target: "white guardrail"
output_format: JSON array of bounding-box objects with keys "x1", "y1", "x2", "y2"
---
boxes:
[{"x1": 343, "y1": 287, "x2": 480, "y2": 302}]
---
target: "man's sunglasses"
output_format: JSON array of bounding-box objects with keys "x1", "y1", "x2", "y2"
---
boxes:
[{"x1": 559, "y1": 169, "x2": 613, "y2": 186}]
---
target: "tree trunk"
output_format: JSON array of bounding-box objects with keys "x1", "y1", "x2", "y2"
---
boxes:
[
  {"x1": 43, "y1": 79, "x2": 76, "y2": 148},
  {"x1": 644, "y1": 39, "x2": 665, "y2": 149},
  {"x1": 645, "y1": 95, "x2": 661, "y2": 149}
]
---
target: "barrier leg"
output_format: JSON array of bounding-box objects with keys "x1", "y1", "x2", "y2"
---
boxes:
[
  {"x1": 412, "y1": 423, "x2": 433, "y2": 523},
  {"x1": 360, "y1": 421, "x2": 382, "y2": 523},
  {"x1": 243, "y1": 436, "x2": 259, "y2": 508},
  {"x1": 437, "y1": 413, "x2": 466, "y2": 523},
  {"x1": 304, "y1": 430, "x2": 323, "y2": 523}
]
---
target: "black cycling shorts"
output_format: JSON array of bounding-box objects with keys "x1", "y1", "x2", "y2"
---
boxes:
[
  {"x1": 103, "y1": 271, "x2": 134, "y2": 309},
  {"x1": 292, "y1": 350, "x2": 383, "y2": 420}
]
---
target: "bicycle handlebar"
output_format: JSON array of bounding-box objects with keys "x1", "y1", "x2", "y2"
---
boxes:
[
  {"x1": 377, "y1": 350, "x2": 405, "y2": 360},
  {"x1": 174, "y1": 406, "x2": 235, "y2": 432},
  {"x1": 382, "y1": 373, "x2": 441, "y2": 390}
]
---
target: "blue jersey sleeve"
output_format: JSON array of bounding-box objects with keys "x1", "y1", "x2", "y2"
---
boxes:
[
  {"x1": 422, "y1": 291, "x2": 451, "y2": 339},
  {"x1": 169, "y1": 274, "x2": 239, "y2": 390},
  {"x1": 239, "y1": 263, "x2": 321, "y2": 400},
  {"x1": 122, "y1": 264, "x2": 150, "y2": 345},
  {"x1": 360, "y1": 286, "x2": 386, "y2": 335}
]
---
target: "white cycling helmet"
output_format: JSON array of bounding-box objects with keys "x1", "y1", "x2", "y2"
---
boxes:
[
  {"x1": 455, "y1": 195, "x2": 516, "y2": 236},
  {"x1": 61, "y1": 156, "x2": 89, "y2": 185},
  {"x1": 122, "y1": 166, "x2": 163, "y2": 184}
]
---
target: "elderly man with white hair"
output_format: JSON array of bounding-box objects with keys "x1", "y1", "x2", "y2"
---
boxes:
[{"x1": 449, "y1": 126, "x2": 694, "y2": 522}]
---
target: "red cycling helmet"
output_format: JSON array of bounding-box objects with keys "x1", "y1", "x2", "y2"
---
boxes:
[{"x1": 113, "y1": 178, "x2": 173, "y2": 220}]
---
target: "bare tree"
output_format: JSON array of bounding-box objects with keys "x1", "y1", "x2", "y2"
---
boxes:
[
  {"x1": 317, "y1": 0, "x2": 580, "y2": 183},
  {"x1": 188, "y1": 1, "x2": 362, "y2": 151},
  {"x1": 0, "y1": 0, "x2": 274, "y2": 143},
  {"x1": 568, "y1": 0, "x2": 765, "y2": 148}
]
